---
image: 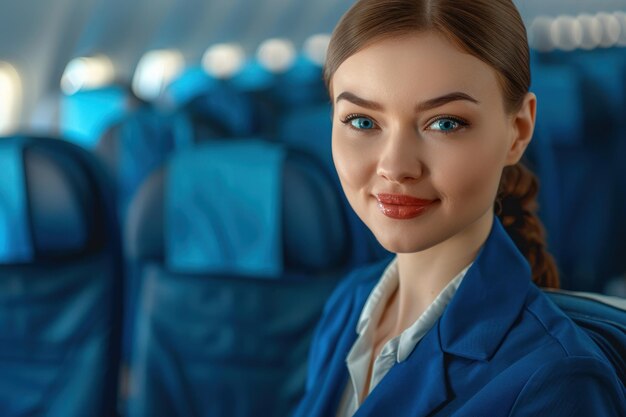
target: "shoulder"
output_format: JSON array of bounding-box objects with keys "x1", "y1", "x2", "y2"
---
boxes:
[
  {"x1": 304, "y1": 258, "x2": 391, "y2": 387},
  {"x1": 508, "y1": 356, "x2": 626, "y2": 416},
  {"x1": 521, "y1": 285, "x2": 607, "y2": 358},
  {"x1": 505, "y1": 288, "x2": 626, "y2": 415}
]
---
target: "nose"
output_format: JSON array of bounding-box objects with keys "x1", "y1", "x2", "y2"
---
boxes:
[{"x1": 376, "y1": 130, "x2": 424, "y2": 183}]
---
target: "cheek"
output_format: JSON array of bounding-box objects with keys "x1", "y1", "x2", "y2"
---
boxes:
[
  {"x1": 331, "y1": 130, "x2": 371, "y2": 191},
  {"x1": 433, "y1": 139, "x2": 506, "y2": 205}
]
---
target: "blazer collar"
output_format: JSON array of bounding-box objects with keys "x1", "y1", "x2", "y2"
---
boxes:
[{"x1": 439, "y1": 216, "x2": 532, "y2": 361}]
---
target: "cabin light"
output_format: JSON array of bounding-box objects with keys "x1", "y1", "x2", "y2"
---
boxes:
[
  {"x1": 614, "y1": 12, "x2": 626, "y2": 47},
  {"x1": 596, "y1": 12, "x2": 621, "y2": 48},
  {"x1": 60, "y1": 55, "x2": 115, "y2": 95},
  {"x1": 256, "y1": 38, "x2": 296, "y2": 73},
  {"x1": 529, "y1": 16, "x2": 556, "y2": 52},
  {"x1": 303, "y1": 34, "x2": 331, "y2": 67},
  {"x1": 132, "y1": 49, "x2": 185, "y2": 101},
  {"x1": 577, "y1": 14, "x2": 603, "y2": 50},
  {"x1": 202, "y1": 43, "x2": 246, "y2": 79},
  {"x1": 0, "y1": 62, "x2": 22, "y2": 135}
]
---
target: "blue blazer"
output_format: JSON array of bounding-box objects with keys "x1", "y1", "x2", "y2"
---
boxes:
[{"x1": 293, "y1": 218, "x2": 626, "y2": 417}]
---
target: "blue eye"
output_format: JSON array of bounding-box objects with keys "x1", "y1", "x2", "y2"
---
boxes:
[
  {"x1": 342, "y1": 115, "x2": 376, "y2": 130},
  {"x1": 428, "y1": 117, "x2": 467, "y2": 133},
  {"x1": 430, "y1": 118, "x2": 458, "y2": 132}
]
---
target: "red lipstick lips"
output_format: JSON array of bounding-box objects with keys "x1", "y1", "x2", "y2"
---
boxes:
[{"x1": 376, "y1": 193, "x2": 436, "y2": 219}]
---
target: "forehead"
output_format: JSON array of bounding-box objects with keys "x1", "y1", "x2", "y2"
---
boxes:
[{"x1": 331, "y1": 32, "x2": 501, "y2": 105}]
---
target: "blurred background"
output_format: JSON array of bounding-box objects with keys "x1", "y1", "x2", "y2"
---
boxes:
[{"x1": 0, "y1": 0, "x2": 625, "y2": 416}]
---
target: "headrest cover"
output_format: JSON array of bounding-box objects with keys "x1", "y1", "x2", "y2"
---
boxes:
[
  {"x1": 166, "y1": 140, "x2": 285, "y2": 277},
  {"x1": 0, "y1": 140, "x2": 33, "y2": 262}
]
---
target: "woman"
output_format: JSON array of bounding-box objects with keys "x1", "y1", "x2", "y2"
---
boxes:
[{"x1": 293, "y1": 0, "x2": 626, "y2": 416}]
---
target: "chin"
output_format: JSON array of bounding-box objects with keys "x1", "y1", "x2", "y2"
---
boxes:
[{"x1": 374, "y1": 231, "x2": 439, "y2": 254}]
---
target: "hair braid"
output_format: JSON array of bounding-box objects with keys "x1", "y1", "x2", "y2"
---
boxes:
[{"x1": 496, "y1": 163, "x2": 560, "y2": 288}]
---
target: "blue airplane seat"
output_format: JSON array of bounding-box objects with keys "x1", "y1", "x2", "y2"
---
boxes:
[
  {"x1": 164, "y1": 67, "x2": 272, "y2": 139},
  {"x1": 546, "y1": 289, "x2": 626, "y2": 387},
  {"x1": 536, "y1": 48, "x2": 625, "y2": 142},
  {"x1": 572, "y1": 51, "x2": 625, "y2": 145},
  {"x1": 0, "y1": 135, "x2": 123, "y2": 417},
  {"x1": 277, "y1": 103, "x2": 390, "y2": 267},
  {"x1": 527, "y1": 61, "x2": 626, "y2": 292},
  {"x1": 526, "y1": 64, "x2": 584, "y2": 266},
  {"x1": 61, "y1": 86, "x2": 133, "y2": 149},
  {"x1": 95, "y1": 104, "x2": 196, "y2": 218},
  {"x1": 94, "y1": 104, "x2": 197, "y2": 378},
  {"x1": 266, "y1": 55, "x2": 328, "y2": 109},
  {"x1": 125, "y1": 139, "x2": 352, "y2": 417}
]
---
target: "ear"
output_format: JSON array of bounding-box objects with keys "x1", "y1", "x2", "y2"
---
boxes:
[{"x1": 505, "y1": 92, "x2": 536, "y2": 166}]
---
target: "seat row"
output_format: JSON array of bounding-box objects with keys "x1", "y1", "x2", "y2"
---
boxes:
[{"x1": 0, "y1": 133, "x2": 386, "y2": 417}]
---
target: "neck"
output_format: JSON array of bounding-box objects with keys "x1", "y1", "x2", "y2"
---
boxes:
[{"x1": 391, "y1": 212, "x2": 494, "y2": 334}]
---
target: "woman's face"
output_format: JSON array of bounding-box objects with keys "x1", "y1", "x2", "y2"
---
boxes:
[{"x1": 330, "y1": 31, "x2": 534, "y2": 253}]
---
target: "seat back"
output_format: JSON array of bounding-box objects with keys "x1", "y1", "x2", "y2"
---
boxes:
[
  {"x1": 546, "y1": 289, "x2": 626, "y2": 387},
  {"x1": 125, "y1": 139, "x2": 351, "y2": 417},
  {"x1": 0, "y1": 135, "x2": 123, "y2": 417},
  {"x1": 528, "y1": 57, "x2": 626, "y2": 291}
]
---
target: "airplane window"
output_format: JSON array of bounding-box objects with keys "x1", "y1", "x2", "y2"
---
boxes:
[
  {"x1": 616, "y1": 11, "x2": 626, "y2": 46},
  {"x1": 303, "y1": 33, "x2": 331, "y2": 67},
  {"x1": 596, "y1": 12, "x2": 622, "y2": 47},
  {"x1": 256, "y1": 38, "x2": 296, "y2": 73},
  {"x1": 529, "y1": 16, "x2": 556, "y2": 52},
  {"x1": 0, "y1": 61, "x2": 21, "y2": 135},
  {"x1": 132, "y1": 49, "x2": 185, "y2": 101},
  {"x1": 577, "y1": 14, "x2": 604, "y2": 50},
  {"x1": 551, "y1": 15, "x2": 584, "y2": 51},
  {"x1": 530, "y1": 12, "x2": 626, "y2": 52},
  {"x1": 202, "y1": 43, "x2": 246, "y2": 79},
  {"x1": 60, "y1": 55, "x2": 115, "y2": 95}
]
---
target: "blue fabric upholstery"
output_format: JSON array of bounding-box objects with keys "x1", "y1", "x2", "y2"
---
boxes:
[
  {"x1": 527, "y1": 54, "x2": 626, "y2": 291},
  {"x1": 267, "y1": 56, "x2": 328, "y2": 108},
  {"x1": 96, "y1": 105, "x2": 195, "y2": 218},
  {"x1": 125, "y1": 139, "x2": 351, "y2": 417},
  {"x1": 0, "y1": 135, "x2": 122, "y2": 417},
  {"x1": 166, "y1": 141, "x2": 285, "y2": 277},
  {"x1": 95, "y1": 104, "x2": 198, "y2": 377},
  {"x1": 61, "y1": 86, "x2": 130, "y2": 149},
  {"x1": 165, "y1": 68, "x2": 265, "y2": 139},
  {"x1": 530, "y1": 64, "x2": 584, "y2": 146},
  {"x1": 0, "y1": 142, "x2": 32, "y2": 263}
]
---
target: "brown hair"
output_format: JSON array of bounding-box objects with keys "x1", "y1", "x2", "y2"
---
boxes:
[{"x1": 324, "y1": 0, "x2": 559, "y2": 288}]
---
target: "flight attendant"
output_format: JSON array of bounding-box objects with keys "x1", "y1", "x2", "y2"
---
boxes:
[{"x1": 293, "y1": 0, "x2": 626, "y2": 416}]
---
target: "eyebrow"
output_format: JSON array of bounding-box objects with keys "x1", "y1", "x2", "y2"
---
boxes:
[{"x1": 335, "y1": 91, "x2": 480, "y2": 112}]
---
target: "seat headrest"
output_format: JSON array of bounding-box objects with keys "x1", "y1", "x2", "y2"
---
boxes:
[
  {"x1": 126, "y1": 139, "x2": 348, "y2": 277},
  {"x1": 0, "y1": 136, "x2": 109, "y2": 263},
  {"x1": 164, "y1": 69, "x2": 261, "y2": 138}
]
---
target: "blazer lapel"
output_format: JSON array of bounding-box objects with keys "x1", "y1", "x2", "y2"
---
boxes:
[
  {"x1": 439, "y1": 217, "x2": 531, "y2": 360},
  {"x1": 309, "y1": 278, "x2": 381, "y2": 417},
  {"x1": 355, "y1": 322, "x2": 450, "y2": 417}
]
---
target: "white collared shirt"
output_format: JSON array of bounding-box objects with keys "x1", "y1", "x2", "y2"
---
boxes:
[{"x1": 336, "y1": 257, "x2": 472, "y2": 417}]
